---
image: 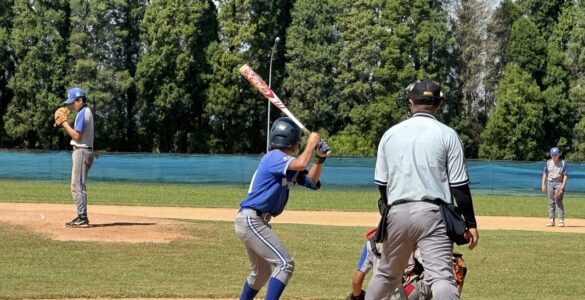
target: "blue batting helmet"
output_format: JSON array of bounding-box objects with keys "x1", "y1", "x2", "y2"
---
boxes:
[{"x1": 270, "y1": 117, "x2": 302, "y2": 149}]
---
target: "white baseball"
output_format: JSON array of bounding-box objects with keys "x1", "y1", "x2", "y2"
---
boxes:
[{"x1": 40, "y1": 213, "x2": 46, "y2": 220}]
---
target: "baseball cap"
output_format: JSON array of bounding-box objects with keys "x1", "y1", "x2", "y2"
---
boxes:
[
  {"x1": 64, "y1": 87, "x2": 85, "y2": 104},
  {"x1": 406, "y1": 79, "x2": 444, "y2": 104},
  {"x1": 550, "y1": 147, "x2": 561, "y2": 155}
]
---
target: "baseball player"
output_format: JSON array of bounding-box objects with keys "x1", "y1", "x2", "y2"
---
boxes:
[
  {"x1": 234, "y1": 117, "x2": 329, "y2": 300},
  {"x1": 541, "y1": 147, "x2": 569, "y2": 227},
  {"x1": 349, "y1": 228, "x2": 381, "y2": 300},
  {"x1": 366, "y1": 80, "x2": 479, "y2": 300},
  {"x1": 59, "y1": 87, "x2": 95, "y2": 228},
  {"x1": 348, "y1": 228, "x2": 427, "y2": 300}
]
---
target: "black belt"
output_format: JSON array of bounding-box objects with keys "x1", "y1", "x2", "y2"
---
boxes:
[
  {"x1": 240, "y1": 207, "x2": 264, "y2": 216},
  {"x1": 73, "y1": 146, "x2": 92, "y2": 150},
  {"x1": 392, "y1": 199, "x2": 440, "y2": 206},
  {"x1": 240, "y1": 208, "x2": 272, "y2": 223}
]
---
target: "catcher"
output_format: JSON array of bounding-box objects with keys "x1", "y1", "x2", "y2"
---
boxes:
[
  {"x1": 55, "y1": 87, "x2": 95, "y2": 228},
  {"x1": 541, "y1": 147, "x2": 569, "y2": 227},
  {"x1": 347, "y1": 228, "x2": 467, "y2": 300}
]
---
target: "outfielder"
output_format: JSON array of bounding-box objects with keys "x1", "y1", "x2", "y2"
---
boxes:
[
  {"x1": 541, "y1": 147, "x2": 569, "y2": 227},
  {"x1": 366, "y1": 80, "x2": 478, "y2": 300},
  {"x1": 56, "y1": 87, "x2": 95, "y2": 228},
  {"x1": 234, "y1": 117, "x2": 329, "y2": 299}
]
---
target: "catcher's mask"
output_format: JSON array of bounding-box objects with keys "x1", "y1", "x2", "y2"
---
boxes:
[
  {"x1": 404, "y1": 79, "x2": 444, "y2": 106},
  {"x1": 270, "y1": 117, "x2": 302, "y2": 149}
]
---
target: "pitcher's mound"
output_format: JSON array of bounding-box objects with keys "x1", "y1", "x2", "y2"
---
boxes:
[{"x1": 0, "y1": 209, "x2": 189, "y2": 243}]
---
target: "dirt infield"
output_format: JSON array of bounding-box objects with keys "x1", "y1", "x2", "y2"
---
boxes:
[{"x1": 1, "y1": 202, "x2": 584, "y2": 243}]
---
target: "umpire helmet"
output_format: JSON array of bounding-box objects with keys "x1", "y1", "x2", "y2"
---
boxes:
[
  {"x1": 405, "y1": 79, "x2": 444, "y2": 105},
  {"x1": 270, "y1": 117, "x2": 302, "y2": 149}
]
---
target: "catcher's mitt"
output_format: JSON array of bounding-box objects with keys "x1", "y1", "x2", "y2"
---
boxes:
[
  {"x1": 452, "y1": 252, "x2": 467, "y2": 294},
  {"x1": 53, "y1": 107, "x2": 69, "y2": 127},
  {"x1": 345, "y1": 290, "x2": 365, "y2": 300},
  {"x1": 554, "y1": 188, "x2": 565, "y2": 201}
]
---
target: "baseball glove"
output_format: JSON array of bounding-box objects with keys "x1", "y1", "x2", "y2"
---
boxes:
[
  {"x1": 554, "y1": 188, "x2": 565, "y2": 201},
  {"x1": 452, "y1": 253, "x2": 467, "y2": 294},
  {"x1": 345, "y1": 290, "x2": 365, "y2": 300},
  {"x1": 53, "y1": 107, "x2": 69, "y2": 127}
]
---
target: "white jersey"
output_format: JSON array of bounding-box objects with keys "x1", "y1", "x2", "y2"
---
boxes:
[
  {"x1": 375, "y1": 112, "x2": 469, "y2": 205},
  {"x1": 544, "y1": 159, "x2": 567, "y2": 182}
]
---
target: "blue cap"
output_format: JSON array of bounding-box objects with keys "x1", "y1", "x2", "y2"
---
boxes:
[
  {"x1": 65, "y1": 87, "x2": 85, "y2": 104},
  {"x1": 550, "y1": 147, "x2": 561, "y2": 155}
]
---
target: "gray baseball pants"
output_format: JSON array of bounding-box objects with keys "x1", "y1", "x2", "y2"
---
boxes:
[
  {"x1": 366, "y1": 201, "x2": 459, "y2": 300},
  {"x1": 234, "y1": 209, "x2": 295, "y2": 290},
  {"x1": 547, "y1": 181, "x2": 564, "y2": 220},
  {"x1": 71, "y1": 148, "x2": 94, "y2": 217}
]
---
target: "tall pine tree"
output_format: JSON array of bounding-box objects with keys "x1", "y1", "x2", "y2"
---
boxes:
[
  {"x1": 451, "y1": 0, "x2": 491, "y2": 157},
  {"x1": 282, "y1": 0, "x2": 339, "y2": 136},
  {"x1": 205, "y1": 0, "x2": 290, "y2": 153},
  {"x1": 325, "y1": 0, "x2": 385, "y2": 155},
  {"x1": 484, "y1": 0, "x2": 521, "y2": 113},
  {"x1": 540, "y1": 6, "x2": 577, "y2": 153},
  {"x1": 0, "y1": 0, "x2": 14, "y2": 147},
  {"x1": 506, "y1": 17, "x2": 547, "y2": 88},
  {"x1": 480, "y1": 64, "x2": 544, "y2": 160},
  {"x1": 565, "y1": 2, "x2": 585, "y2": 161},
  {"x1": 5, "y1": 0, "x2": 69, "y2": 149},
  {"x1": 68, "y1": 0, "x2": 146, "y2": 151},
  {"x1": 135, "y1": 0, "x2": 217, "y2": 153},
  {"x1": 517, "y1": 0, "x2": 569, "y2": 37},
  {"x1": 327, "y1": 0, "x2": 454, "y2": 155}
]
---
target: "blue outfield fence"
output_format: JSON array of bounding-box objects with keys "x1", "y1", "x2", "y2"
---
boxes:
[{"x1": 0, "y1": 150, "x2": 584, "y2": 196}]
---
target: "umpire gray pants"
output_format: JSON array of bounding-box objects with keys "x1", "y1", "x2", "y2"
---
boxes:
[
  {"x1": 366, "y1": 201, "x2": 459, "y2": 300},
  {"x1": 234, "y1": 209, "x2": 295, "y2": 290},
  {"x1": 71, "y1": 148, "x2": 94, "y2": 217}
]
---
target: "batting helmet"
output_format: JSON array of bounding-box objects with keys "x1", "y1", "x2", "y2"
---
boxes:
[
  {"x1": 405, "y1": 79, "x2": 444, "y2": 105},
  {"x1": 270, "y1": 117, "x2": 302, "y2": 149}
]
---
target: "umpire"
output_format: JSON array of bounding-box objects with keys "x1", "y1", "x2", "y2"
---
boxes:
[{"x1": 365, "y1": 80, "x2": 479, "y2": 300}]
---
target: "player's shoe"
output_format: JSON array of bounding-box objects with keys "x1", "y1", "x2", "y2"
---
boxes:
[
  {"x1": 558, "y1": 220, "x2": 565, "y2": 227},
  {"x1": 65, "y1": 216, "x2": 90, "y2": 228},
  {"x1": 546, "y1": 219, "x2": 555, "y2": 227}
]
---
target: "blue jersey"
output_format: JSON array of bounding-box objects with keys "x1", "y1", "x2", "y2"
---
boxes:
[
  {"x1": 240, "y1": 150, "x2": 322, "y2": 216},
  {"x1": 239, "y1": 150, "x2": 300, "y2": 217}
]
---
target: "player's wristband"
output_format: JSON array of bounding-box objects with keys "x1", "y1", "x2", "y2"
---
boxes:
[{"x1": 314, "y1": 156, "x2": 326, "y2": 164}]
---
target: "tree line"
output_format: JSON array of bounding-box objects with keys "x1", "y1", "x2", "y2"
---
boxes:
[{"x1": 0, "y1": 0, "x2": 584, "y2": 161}]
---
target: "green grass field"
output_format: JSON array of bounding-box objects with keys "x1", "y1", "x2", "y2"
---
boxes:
[
  {"x1": 1, "y1": 220, "x2": 585, "y2": 299},
  {"x1": 1, "y1": 179, "x2": 585, "y2": 299},
  {"x1": 1, "y1": 179, "x2": 585, "y2": 217}
]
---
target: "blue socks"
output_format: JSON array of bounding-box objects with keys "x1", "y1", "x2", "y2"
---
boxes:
[
  {"x1": 265, "y1": 278, "x2": 286, "y2": 300},
  {"x1": 239, "y1": 278, "x2": 286, "y2": 300},
  {"x1": 240, "y1": 281, "x2": 259, "y2": 300}
]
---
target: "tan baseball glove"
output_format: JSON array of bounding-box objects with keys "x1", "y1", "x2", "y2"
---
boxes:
[
  {"x1": 452, "y1": 253, "x2": 467, "y2": 293},
  {"x1": 554, "y1": 188, "x2": 565, "y2": 201},
  {"x1": 53, "y1": 107, "x2": 69, "y2": 127}
]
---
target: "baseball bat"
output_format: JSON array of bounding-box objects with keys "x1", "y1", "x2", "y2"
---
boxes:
[{"x1": 239, "y1": 64, "x2": 310, "y2": 135}]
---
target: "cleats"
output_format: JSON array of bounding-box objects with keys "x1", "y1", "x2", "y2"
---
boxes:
[{"x1": 65, "y1": 216, "x2": 90, "y2": 228}]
